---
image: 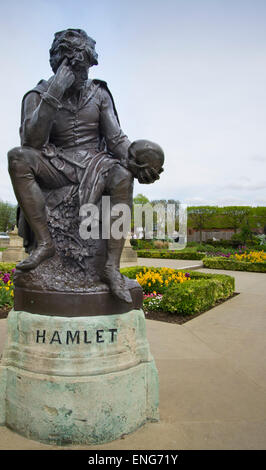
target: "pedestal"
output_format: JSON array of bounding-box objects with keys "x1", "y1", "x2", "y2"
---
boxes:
[
  {"x1": 0, "y1": 308, "x2": 159, "y2": 445},
  {"x1": 2, "y1": 227, "x2": 27, "y2": 264},
  {"x1": 120, "y1": 234, "x2": 138, "y2": 265}
]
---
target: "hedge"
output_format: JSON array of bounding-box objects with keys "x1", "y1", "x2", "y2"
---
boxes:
[
  {"x1": 121, "y1": 266, "x2": 235, "y2": 316},
  {"x1": 203, "y1": 257, "x2": 266, "y2": 273},
  {"x1": 137, "y1": 250, "x2": 205, "y2": 260},
  {"x1": 161, "y1": 275, "x2": 234, "y2": 315}
]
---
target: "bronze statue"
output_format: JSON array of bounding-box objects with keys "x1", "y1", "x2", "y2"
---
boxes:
[{"x1": 8, "y1": 29, "x2": 164, "y2": 309}]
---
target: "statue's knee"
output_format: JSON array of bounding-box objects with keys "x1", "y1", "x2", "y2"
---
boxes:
[
  {"x1": 8, "y1": 146, "x2": 33, "y2": 173},
  {"x1": 113, "y1": 166, "x2": 134, "y2": 190},
  {"x1": 106, "y1": 166, "x2": 134, "y2": 207},
  {"x1": 8, "y1": 147, "x2": 23, "y2": 173}
]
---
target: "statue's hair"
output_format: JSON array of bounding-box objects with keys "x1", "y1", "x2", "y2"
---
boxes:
[{"x1": 49, "y1": 28, "x2": 98, "y2": 72}]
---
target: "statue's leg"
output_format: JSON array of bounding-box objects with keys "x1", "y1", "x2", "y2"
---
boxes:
[
  {"x1": 8, "y1": 146, "x2": 69, "y2": 270},
  {"x1": 102, "y1": 165, "x2": 134, "y2": 303}
]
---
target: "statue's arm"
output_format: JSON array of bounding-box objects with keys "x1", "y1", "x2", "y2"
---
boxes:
[
  {"x1": 21, "y1": 59, "x2": 75, "y2": 149},
  {"x1": 21, "y1": 91, "x2": 59, "y2": 149},
  {"x1": 99, "y1": 88, "x2": 131, "y2": 163}
]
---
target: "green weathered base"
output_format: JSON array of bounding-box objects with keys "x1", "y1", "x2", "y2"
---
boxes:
[{"x1": 0, "y1": 309, "x2": 159, "y2": 445}]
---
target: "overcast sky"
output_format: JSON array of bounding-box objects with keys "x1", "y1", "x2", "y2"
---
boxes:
[{"x1": 1, "y1": 0, "x2": 266, "y2": 206}]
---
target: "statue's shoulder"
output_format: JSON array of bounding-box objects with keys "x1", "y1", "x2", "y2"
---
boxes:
[
  {"x1": 20, "y1": 79, "x2": 52, "y2": 127},
  {"x1": 90, "y1": 79, "x2": 119, "y2": 123},
  {"x1": 91, "y1": 78, "x2": 108, "y2": 89},
  {"x1": 90, "y1": 79, "x2": 113, "y2": 97},
  {"x1": 22, "y1": 78, "x2": 52, "y2": 103}
]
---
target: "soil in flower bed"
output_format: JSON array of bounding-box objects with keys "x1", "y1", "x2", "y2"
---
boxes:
[{"x1": 144, "y1": 293, "x2": 239, "y2": 325}]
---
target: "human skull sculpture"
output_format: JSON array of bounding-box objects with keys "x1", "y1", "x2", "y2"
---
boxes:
[{"x1": 127, "y1": 139, "x2": 164, "y2": 184}]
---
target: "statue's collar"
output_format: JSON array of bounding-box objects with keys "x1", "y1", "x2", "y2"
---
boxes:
[{"x1": 61, "y1": 80, "x2": 94, "y2": 112}]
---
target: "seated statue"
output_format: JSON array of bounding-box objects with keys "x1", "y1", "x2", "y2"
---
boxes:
[{"x1": 8, "y1": 29, "x2": 164, "y2": 308}]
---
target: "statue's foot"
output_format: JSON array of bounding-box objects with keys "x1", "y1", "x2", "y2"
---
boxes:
[
  {"x1": 103, "y1": 266, "x2": 132, "y2": 304},
  {"x1": 17, "y1": 242, "x2": 55, "y2": 271}
]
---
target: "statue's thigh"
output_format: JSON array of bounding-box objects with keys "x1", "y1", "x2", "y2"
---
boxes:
[{"x1": 33, "y1": 154, "x2": 71, "y2": 189}]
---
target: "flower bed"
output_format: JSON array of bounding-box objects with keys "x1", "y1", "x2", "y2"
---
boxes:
[
  {"x1": 203, "y1": 256, "x2": 266, "y2": 273},
  {"x1": 203, "y1": 251, "x2": 266, "y2": 272},
  {"x1": 0, "y1": 266, "x2": 15, "y2": 309},
  {"x1": 0, "y1": 262, "x2": 236, "y2": 320},
  {"x1": 120, "y1": 266, "x2": 235, "y2": 316},
  {"x1": 136, "y1": 267, "x2": 191, "y2": 294},
  {"x1": 234, "y1": 251, "x2": 266, "y2": 263}
]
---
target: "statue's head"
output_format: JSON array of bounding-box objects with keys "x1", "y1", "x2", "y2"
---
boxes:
[{"x1": 49, "y1": 28, "x2": 98, "y2": 74}]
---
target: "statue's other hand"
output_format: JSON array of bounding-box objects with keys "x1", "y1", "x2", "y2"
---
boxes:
[
  {"x1": 137, "y1": 167, "x2": 161, "y2": 184},
  {"x1": 49, "y1": 58, "x2": 75, "y2": 99}
]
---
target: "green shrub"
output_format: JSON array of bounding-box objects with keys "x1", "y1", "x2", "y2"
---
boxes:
[
  {"x1": 137, "y1": 250, "x2": 205, "y2": 260},
  {"x1": 161, "y1": 274, "x2": 234, "y2": 315},
  {"x1": 130, "y1": 239, "x2": 155, "y2": 250},
  {"x1": 203, "y1": 257, "x2": 266, "y2": 273},
  {"x1": 255, "y1": 244, "x2": 266, "y2": 252},
  {"x1": 120, "y1": 266, "x2": 235, "y2": 316},
  {"x1": 130, "y1": 238, "x2": 138, "y2": 249},
  {"x1": 153, "y1": 240, "x2": 169, "y2": 249},
  {"x1": 130, "y1": 239, "x2": 169, "y2": 250},
  {"x1": 205, "y1": 239, "x2": 243, "y2": 248}
]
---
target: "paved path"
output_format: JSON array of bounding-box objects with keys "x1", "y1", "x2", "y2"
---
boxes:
[
  {"x1": 0, "y1": 261, "x2": 265, "y2": 449},
  {"x1": 135, "y1": 257, "x2": 203, "y2": 270}
]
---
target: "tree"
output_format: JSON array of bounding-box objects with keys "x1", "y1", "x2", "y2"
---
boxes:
[
  {"x1": 0, "y1": 200, "x2": 17, "y2": 232},
  {"x1": 252, "y1": 207, "x2": 266, "y2": 234},
  {"x1": 222, "y1": 206, "x2": 251, "y2": 233},
  {"x1": 151, "y1": 199, "x2": 181, "y2": 235},
  {"x1": 133, "y1": 193, "x2": 150, "y2": 205},
  {"x1": 188, "y1": 206, "x2": 218, "y2": 243},
  {"x1": 132, "y1": 194, "x2": 150, "y2": 235}
]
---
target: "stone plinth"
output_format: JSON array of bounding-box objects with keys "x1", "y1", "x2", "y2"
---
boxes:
[
  {"x1": 0, "y1": 309, "x2": 159, "y2": 445},
  {"x1": 2, "y1": 227, "x2": 27, "y2": 263},
  {"x1": 0, "y1": 238, "x2": 9, "y2": 248},
  {"x1": 120, "y1": 235, "x2": 138, "y2": 265}
]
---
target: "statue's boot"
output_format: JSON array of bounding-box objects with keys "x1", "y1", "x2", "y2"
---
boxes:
[
  {"x1": 102, "y1": 236, "x2": 132, "y2": 304},
  {"x1": 101, "y1": 165, "x2": 134, "y2": 304},
  {"x1": 8, "y1": 148, "x2": 55, "y2": 271},
  {"x1": 17, "y1": 240, "x2": 55, "y2": 271}
]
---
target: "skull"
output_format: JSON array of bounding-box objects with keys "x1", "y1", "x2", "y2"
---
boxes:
[{"x1": 128, "y1": 139, "x2": 164, "y2": 184}]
